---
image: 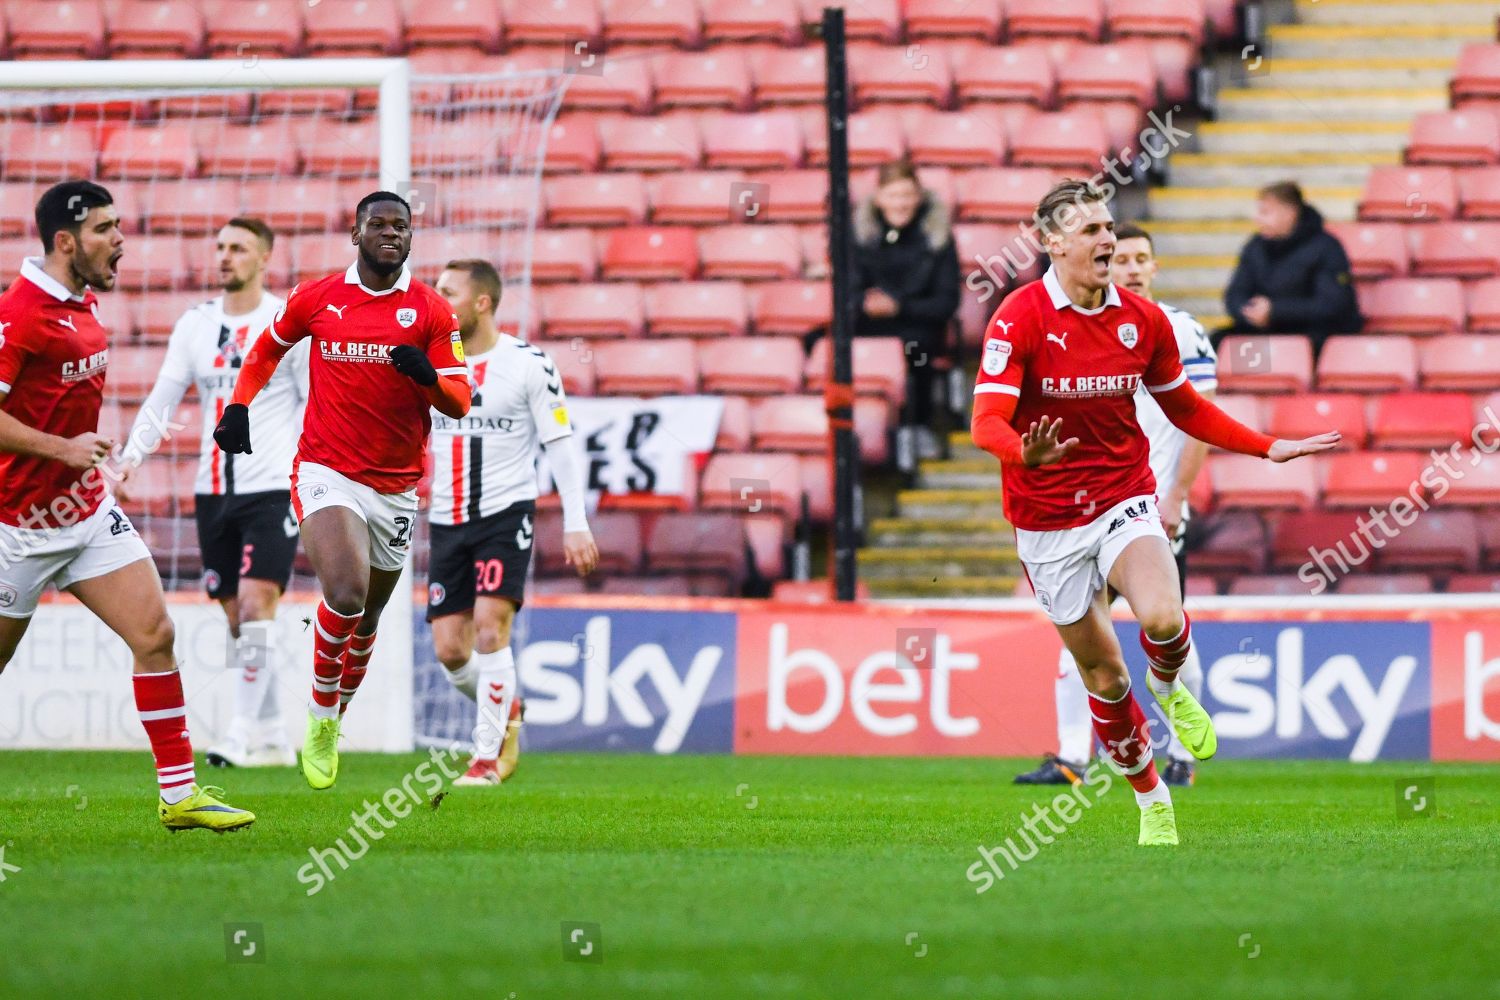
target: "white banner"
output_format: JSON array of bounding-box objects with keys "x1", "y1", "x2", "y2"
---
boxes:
[
  {"x1": 540, "y1": 395, "x2": 724, "y2": 498},
  {"x1": 0, "y1": 588, "x2": 413, "y2": 752}
]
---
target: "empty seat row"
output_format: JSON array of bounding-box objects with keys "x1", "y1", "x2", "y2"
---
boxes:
[
  {"x1": 1359, "y1": 165, "x2": 1500, "y2": 221},
  {"x1": 1405, "y1": 109, "x2": 1500, "y2": 167},
  {"x1": 1195, "y1": 508, "x2": 1497, "y2": 576},
  {"x1": 1331, "y1": 221, "x2": 1500, "y2": 280},
  {"x1": 1210, "y1": 449, "x2": 1500, "y2": 511},
  {"x1": 1218, "y1": 332, "x2": 1500, "y2": 395},
  {"x1": 1215, "y1": 390, "x2": 1500, "y2": 449}
]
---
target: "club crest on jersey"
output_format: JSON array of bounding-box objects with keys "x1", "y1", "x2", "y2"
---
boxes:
[
  {"x1": 982, "y1": 339, "x2": 1012, "y2": 376},
  {"x1": 1117, "y1": 323, "x2": 1139, "y2": 349},
  {"x1": 396, "y1": 307, "x2": 417, "y2": 328}
]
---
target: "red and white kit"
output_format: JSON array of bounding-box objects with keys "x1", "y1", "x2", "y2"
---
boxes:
[{"x1": 0, "y1": 258, "x2": 149, "y2": 617}]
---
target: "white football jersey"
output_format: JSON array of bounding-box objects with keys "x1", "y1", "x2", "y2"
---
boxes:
[
  {"x1": 156, "y1": 293, "x2": 310, "y2": 495},
  {"x1": 1134, "y1": 299, "x2": 1218, "y2": 499},
  {"x1": 428, "y1": 334, "x2": 573, "y2": 526}
]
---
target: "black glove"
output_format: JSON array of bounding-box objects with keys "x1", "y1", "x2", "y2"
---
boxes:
[
  {"x1": 390, "y1": 345, "x2": 438, "y2": 387},
  {"x1": 213, "y1": 402, "x2": 252, "y2": 455}
]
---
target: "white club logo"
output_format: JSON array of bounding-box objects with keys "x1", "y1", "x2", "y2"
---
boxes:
[
  {"x1": 396, "y1": 308, "x2": 417, "y2": 328},
  {"x1": 1117, "y1": 323, "x2": 1138, "y2": 349}
]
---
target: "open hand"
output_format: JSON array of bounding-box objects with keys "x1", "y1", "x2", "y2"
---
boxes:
[
  {"x1": 1021, "y1": 416, "x2": 1079, "y2": 468},
  {"x1": 563, "y1": 529, "x2": 599, "y2": 576},
  {"x1": 1268, "y1": 431, "x2": 1341, "y2": 462}
]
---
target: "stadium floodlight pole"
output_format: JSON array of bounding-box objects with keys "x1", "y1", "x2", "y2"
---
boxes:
[
  {"x1": 0, "y1": 58, "x2": 412, "y2": 192},
  {"x1": 822, "y1": 8, "x2": 859, "y2": 603}
]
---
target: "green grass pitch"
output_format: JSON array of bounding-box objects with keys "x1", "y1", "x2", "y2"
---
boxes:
[{"x1": 0, "y1": 751, "x2": 1496, "y2": 999}]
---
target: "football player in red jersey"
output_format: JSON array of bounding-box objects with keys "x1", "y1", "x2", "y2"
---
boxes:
[
  {"x1": 0, "y1": 181, "x2": 253, "y2": 830},
  {"x1": 971, "y1": 180, "x2": 1338, "y2": 846},
  {"x1": 215, "y1": 191, "x2": 471, "y2": 790}
]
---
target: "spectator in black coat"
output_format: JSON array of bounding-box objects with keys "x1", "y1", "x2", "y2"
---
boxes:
[
  {"x1": 852, "y1": 161, "x2": 960, "y2": 454},
  {"x1": 1224, "y1": 181, "x2": 1362, "y2": 356}
]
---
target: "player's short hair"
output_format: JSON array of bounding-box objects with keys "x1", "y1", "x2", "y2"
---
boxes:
[
  {"x1": 223, "y1": 216, "x2": 275, "y2": 250},
  {"x1": 36, "y1": 180, "x2": 113, "y2": 253},
  {"x1": 1033, "y1": 178, "x2": 1109, "y2": 238},
  {"x1": 355, "y1": 190, "x2": 412, "y2": 226},
  {"x1": 1258, "y1": 181, "x2": 1305, "y2": 209},
  {"x1": 1113, "y1": 222, "x2": 1153, "y2": 251},
  {"x1": 444, "y1": 258, "x2": 502, "y2": 313}
]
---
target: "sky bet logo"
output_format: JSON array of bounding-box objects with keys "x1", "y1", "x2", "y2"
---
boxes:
[{"x1": 320, "y1": 341, "x2": 393, "y2": 363}]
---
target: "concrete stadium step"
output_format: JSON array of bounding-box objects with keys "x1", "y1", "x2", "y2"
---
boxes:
[
  {"x1": 866, "y1": 575, "x2": 1022, "y2": 598},
  {"x1": 1146, "y1": 286, "x2": 1228, "y2": 318},
  {"x1": 1148, "y1": 219, "x2": 1253, "y2": 257},
  {"x1": 867, "y1": 516, "x2": 1013, "y2": 548},
  {"x1": 1196, "y1": 121, "x2": 1410, "y2": 155},
  {"x1": 1243, "y1": 58, "x2": 1457, "y2": 91},
  {"x1": 1295, "y1": 0, "x2": 1500, "y2": 28},
  {"x1": 897, "y1": 488, "x2": 1004, "y2": 519},
  {"x1": 945, "y1": 431, "x2": 985, "y2": 461},
  {"x1": 1217, "y1": 87, "x2": 1449, "y2": 122},
  {"x1": 1168, "y1": 151, "x2": 1396, "y2": 189},
  {"x1": 1265, "y1": 23, "x2": 1491, "y2": 60},
  {"x1": 857, "y1": 546, "x2": 1018, "y2": 581},
  {"x1": 1148, "y1": 185, "x2": 1361, "y2": 221},
  {"x1": 918, "y1": 458, "x2": 1001, "y2": 491},
  {"x1": 1154, "y1": 255, "x2": 1236, "y2": 290}
]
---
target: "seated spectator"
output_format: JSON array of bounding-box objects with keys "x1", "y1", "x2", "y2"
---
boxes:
[
  {"x1": 852, "y1": 161, "x2": 960, "y2": 457},
  {"x1": 1224, "y1": 181, "x2": 1362, "y2": 355}
]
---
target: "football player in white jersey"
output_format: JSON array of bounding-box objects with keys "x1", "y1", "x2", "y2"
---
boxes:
[
  {"x1": 117, "y1": 217, "x2": 310, "y2": 768},
  {"x1": 1015, "y1": 222, "x2": 1217, "y2": 787},
  {"x1": 429, "y1": 259, "x2": 598, "y2": 786}
]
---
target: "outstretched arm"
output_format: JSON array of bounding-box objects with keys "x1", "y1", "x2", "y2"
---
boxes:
[{"x1": 1151, "y1": 380, "x2": 1339, "y2": 460}]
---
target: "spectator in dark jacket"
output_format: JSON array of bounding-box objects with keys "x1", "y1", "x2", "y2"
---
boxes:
[
  {"x1": 852, "y1": 161, "x2": 960, "y2": 453},
  {"x1": 1224, "y1": 181, "x2": 1362, "y2": 355}
]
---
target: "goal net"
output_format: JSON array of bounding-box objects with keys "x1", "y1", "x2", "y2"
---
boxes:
[{"x1": 0, "y1": 59, "x2": 564, "y2": 751}]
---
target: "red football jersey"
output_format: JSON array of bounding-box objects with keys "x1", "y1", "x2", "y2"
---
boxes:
[
  {"x1": 0, "y1": 259, "x2": 111, "y2": 528},
  {"x1": 973, "y1": 269, "x2": 1185, "y2": 531},
  {"x1": 267, "y1": 264, "x2": 466, "y2": 493}
]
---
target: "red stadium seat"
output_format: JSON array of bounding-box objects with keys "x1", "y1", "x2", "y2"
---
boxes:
[
  {"x1": 702, "y1": 113, "x2": 804, "y2": 170},
  {"x1": 804, "y1": 0, "x2": 902, "y2": 43},
  {"x1": 1419, "y1": 335, "x2": 1500, "y2": 390},
  {"x1": 601, "y1": 0, "x2": 702, "y2": 46},
  {"x1": 1267, "y1": 394, "x2": 1368, "y2": 449},
  {"x1": 1106, "y1": 0, "x2": 1205, "y2": 45},
  {"x1": 798, "y1": 453, "x2": 834, "y2": 521},
  {"x1": 1320, "y1": 450, "x2": 1425, "y2": 507},
  {"x1": 954, "y1": 167, "x2": 1059, "y2": 223},
  {"x1": 848, "y1": 44, "x2": 954, "y2": 105},
  {"x1": 645, "y1": 513, "x2": 749, "y2": 575},
  {"x1": 646, "y1": 282, "x2": 749, "y2": 337},
  {"x1": 649, "y1": 171, "x2": 744, "y2": 225},
  {"x1": 1441, "y1": 450, "x2": 1500, "y2": 506},
  {"x1": 539, "y1": 282, "x2": 646, "y2": 338},
  {"x1": 716, "y1": 395, "x2": 752, "y2": 451},
  {"x1": 700, "y1": 336, "x2": 804, "y2": 394},
  {"x1": 9, "y1": 0, "x2": 106, "y2": 57},
  {"x1": 804, "y1": 336, "x2": 906, "y2": 405},
  {"x1": 1227, "y1": 575, "x2": 1322, "y2": 597},
  {"x1": 528, "y1": 117, "x2": 601, "y2": 174},
  {"x1": 600, "y1": 226, "x2": 699, "y2": 280},
  {"x1": 1317, "y1": 336, "x2": 1418, "y2": 392},
  {"x1": 297, "y1": 119, "x2": 381, "y2": 176},
  {"x1": 288, "y1": 233, "x2": 359, "y2": 285},
  {"x1": 853, "y1": 396, "x2": 892, "y2": 464},
  {"x1": 905, "y1": 0, "x2": 1002, "y2": 41},
  {"x1": 559, "y1": 56, "x2": 654, "y2": 114},
  {"x1": 1215, "y1": 334, "x2": 1313, "y2": 393},
  {"x1": 721, "y1": 169, "x2": 822, "y2": 224},
  {"x1": 116, "y1": 235, "x2": 190, "y2": 291},
  {"x1": 138, "y1": 179, "x2": 240, "y2": 235},
  {"x1": 1009, "y1": 109, "x2": 1110, "y2": 172},
  {"x1": 99, "y1": 124, "x2": 197, "y2": 180},
  {"x1": 951, "y1": 222, "x2": 1006, "y2": 281},
  {"x1": 599, "y1": 116, "x2": 703, "y2": 171},
  {"x1": 303, "y1": 0, "x2": 401, "y2": 54},
  {"x1": 1447, "y1": 573, "x2": 1500, "y2": 593},
  {"x1": 1407, "y1": 110, "x2": 1500, "y2": 166},
  {"x1": 239, "y1": 177, "x2": 344, "y2": 233},
  {"x1": 529, "y1": 229, "x2": 600, "y2": 283},
  {"x1": 1206, "y1": 393, "x2": 1263, "y2": 439},
  {"x1": 1268, "y1": 510, "x2": 1366, "y2": 572},
  {"x1": 1325, "y1": 222, "x2": 1410, "y2": 280},
  {"x1": 804, "y1": 111, "x2": 905, "y2": 168},
  {"x1": 198, "y1": 120, "x2": 299, "y2": 177},
  {"x1": 903, "y1": 107, "x2": 1007, "y2": 167},
  {"x1": 1369, "y1": 392, "x2": 1474, "y2": 449},
  {"x1": 752, "y1": 395, "x2": 829, "y2": 453},
  {"x1": 545, "y1": 172, "x2": 649, "y2": 226},
  {"x1": 1408, "y1": 221, "x2": 1500, "y2": 278},
  {"x1": 201, "y1": 0, "x2": 304, "y2": 57},
  {"x1": 500, "y1": 0, "x2": 602, "y2": 43},
  {"x1": 406, "y1": 229, "x2": 493, "y2": 279},
  {"x1": 1358, "y1": 166, "x2": 1458, "y2": 222},
  {"x1": 543, "y1": 338, "x2": 599, "y2": 395},
  {"x1": 1457, "y1": 167, "x2": 1500, "y2": 219},
  {"x1": 1007, "y1": 0, "x2": 1103, "y2": 40},
  {"x1": 1337, "y1": 573, "x2": 1434, "y2": 596},
  {"x1": 1378, "y1": 510, "x2": 1480, "y2": 573},
  {"x1": 1453, "y1": 43, "x2": 1500, "y2": 102},
  {"x1": 654, "y1": 50, "x2": 752, "y2": 110},
  {"x1": 1209, "y1": 454, "x2": 1317, "y2": 509},
  {"x1": 131, "y1": 290, "x2": 210, "y2": 339},
  {"x1": 1465, "y1": 277, "x2": 1500, "y2": 332},
  {"x1": 700, "y1": 453, "x2": 803, "y2": 517},
  {"x1": 1056, "y1": 44, "x2": 1158, "y2": 106},
  {"x1": 592, "y1": 339, "x2": 700, "y2": 395},
  {"x1": 951, "y1": 44, "x2": 1055, "y2": 105},
  {"x1": 0, "y1": 182, "x2": 36, "y2": 238},
  {"x1": 403, "y1": 0, "x2": 502, "y2": 52},
  {"x1": 699, "y1": 225, "x2": 803, "y2": 279},
  {"x1": 108, "y1": 1, "x2": 206, "y2": 56},
  {"x1": 702, "y1": 0, "x2": 801, "y2": 44},
  {"x1": 1190, "y1": 511, "x2": 1268, "y2": 575},
  {"x1": 107, "y1": 344, "x2": 167, "y2": 399},
  {"x1": 542, "y1": 510, "x2": 642, "y2": 574},
  {"x1": 1359, "y1": 278, "x2": 1466, "y2": 335},
  {"x1": 750, "y1": 46, "x2": 827, "y2": 105},
  {"x1": 751, "y1": 280, "x2": 832, "y2": 335}
]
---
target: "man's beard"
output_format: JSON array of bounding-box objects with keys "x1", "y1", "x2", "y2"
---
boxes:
[
  {"x1": 359, "y1": 243, "x2": 408, "y2": 277},
  {"x1": 221, "y1": 275, "x2": 247, "y2": 292},
  {"x1": 70, "y1": 247, "x2": 106, "y2": 289}
]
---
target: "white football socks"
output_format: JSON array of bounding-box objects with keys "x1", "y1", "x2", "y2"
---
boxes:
[
  {"x1": 473, "y1": 647, "x2": 517, "y2": 762},
  {"x1": 443, "y1": 656, "x2": 480, "y2": 700},
  {"x1": 228, "y1": 621, "x2": 276, "y2": 745}
]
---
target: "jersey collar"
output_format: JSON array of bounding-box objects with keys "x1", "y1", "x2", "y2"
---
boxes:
[
  {"x1": 20, "y1": 257, "x2": 88, "y2": 303},
  {"x1": 344, "y1": 261, "x2": 412, "y2": 296},
  {"x1": 1042, "y1": 267, "x2": 1120, "y2": 316}
]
